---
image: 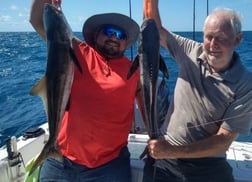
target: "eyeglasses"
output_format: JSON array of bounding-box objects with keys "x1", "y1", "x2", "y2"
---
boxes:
[{"x1": 103, "y1": 26, "x2": 127, "y2": 40}]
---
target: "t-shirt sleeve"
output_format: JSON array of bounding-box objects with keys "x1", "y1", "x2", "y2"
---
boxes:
[{"x1": 221, "y1": 87, "x2": 252, "y2": 135}]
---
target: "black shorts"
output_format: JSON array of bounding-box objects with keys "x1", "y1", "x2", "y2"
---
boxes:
[{"x1": 142, "y1": 157, "x2": 234, "y2": 182}]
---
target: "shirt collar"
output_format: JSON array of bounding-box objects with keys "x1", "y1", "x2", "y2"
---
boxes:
[{"x1": 197, "y1": 51, "x2": 244, "y2": 83}]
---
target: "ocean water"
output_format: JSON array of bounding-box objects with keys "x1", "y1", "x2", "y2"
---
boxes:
[{"x1": 0, "y1": 31, "x2": 252, "y2": 147}]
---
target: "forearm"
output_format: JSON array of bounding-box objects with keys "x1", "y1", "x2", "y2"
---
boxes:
[
  {"x1": 30, "y1": 0, "x2": 52, "y2": 40},
  {"x1": 173, "y1": 132, "x2": 237, "y2": 158},
  {"x1": 149, "y1": 128, "x2": 238, "y2": 159},
  {"x1": 143, "y1": 0, "x2": 161, "y2": 29}
]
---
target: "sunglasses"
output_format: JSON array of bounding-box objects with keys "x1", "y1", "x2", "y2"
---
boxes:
[{"x1": 103, "y1": 26, "x2": 127, "y2": 40}]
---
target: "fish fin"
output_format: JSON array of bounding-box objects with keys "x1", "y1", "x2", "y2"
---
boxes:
[
  {"x1": 30, "y1": 76, "x2": 48, "y2": 117},
  {"x1": 69, "y1": 48, "x2": 83, "y2": 74},
  {"x1": 159, "y1": 55, "x2": 169, "y2": 79},
  {"x1": 127, "y1": 55, "x2": 140, "y2": 80}
]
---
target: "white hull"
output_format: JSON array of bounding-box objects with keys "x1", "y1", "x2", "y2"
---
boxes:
[{"x1": 1, "y1": 122, "x2": 252, "y2": 182}]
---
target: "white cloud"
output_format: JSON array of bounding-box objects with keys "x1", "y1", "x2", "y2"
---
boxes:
[
  {"x1": 18, "y1": 13, "x2": 23, "y2": 17},
  {"x1": 10, "y1": 5, "x2": 19, "y2": 11},
  {"x1": 0, "y1": 15, "x2": 11, "y2": 22}
]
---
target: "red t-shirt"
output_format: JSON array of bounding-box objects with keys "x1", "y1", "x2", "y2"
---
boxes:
[{"x1": 57, "y1": 42, "x2": 139, "y2": 168}]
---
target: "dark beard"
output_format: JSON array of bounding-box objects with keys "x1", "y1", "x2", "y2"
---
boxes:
[{"x1": 95, "y1": 41, "x2": 124, "y2": 58}]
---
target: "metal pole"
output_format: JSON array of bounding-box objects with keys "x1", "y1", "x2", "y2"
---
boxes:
[
  {"x1": 129, "y1": 0, "x2": 132, "y2": 19},
  {"x1": 193, "y1": 0, "x2": 195, "y2": 40},
  {"x1": 128, "y1": 0, "x2": 137, "y2": 133},
  {"x1": 207, "y1": 0, "x2": 209, "y2": 16},
  {"x1": 128, "y1": 0, "x2": 134, "y2": 62}
]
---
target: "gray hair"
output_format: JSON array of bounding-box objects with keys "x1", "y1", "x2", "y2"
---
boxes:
[{"x1": 204, "y1": 8, "x2": 242, "y2": 35}]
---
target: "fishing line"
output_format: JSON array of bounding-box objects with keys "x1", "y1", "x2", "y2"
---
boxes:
[
  {"x1": 183, "y1": 111, "x2": 252, "y2": 129},
  {"x1": 145, "y1": 111, "x2": 252, "y2": 137}
]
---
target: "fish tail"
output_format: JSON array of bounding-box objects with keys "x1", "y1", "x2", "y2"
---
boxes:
[
  {"x1": 28, "y1": 143, "x2": 62, "y2": 176},
  {"x1": 28, "y1": 142, "x2": 51, "y2": 175},
  {"x1": 28, "y1": 148, "x2": 47, "y2": 176}
]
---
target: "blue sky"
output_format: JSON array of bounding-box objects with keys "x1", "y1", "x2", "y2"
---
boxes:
[{"x1": 0, "y1": 0, "x2": 252, "y2": 32}]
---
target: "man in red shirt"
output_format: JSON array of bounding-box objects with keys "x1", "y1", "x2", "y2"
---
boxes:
[{"x1": 30, "y1": 0, "x2": 140, "y2": 181}]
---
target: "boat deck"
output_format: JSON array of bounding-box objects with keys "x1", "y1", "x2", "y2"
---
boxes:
[{"x1": 1, "y1": 123, "x2": 252, "y2": 182}]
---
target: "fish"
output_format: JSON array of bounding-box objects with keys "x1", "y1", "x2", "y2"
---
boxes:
[
  {"x1": 28, "y1": 3, "x2": 82, "y2": 175},
  {"x1": 156, "y1": 77, "x2": 169, "y2": 130},
  {"x1": 128, "y1": 18, "x2": 169, "y2": 182},
  {"x1": 127, "y1": 18, "x2": 169, "y2": 139}
]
